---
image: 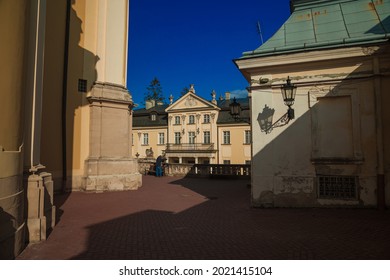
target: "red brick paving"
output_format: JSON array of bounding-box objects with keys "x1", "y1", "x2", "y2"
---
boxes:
[{"x1": 17, "y1": 175, "x2": 390, "y2": 260}]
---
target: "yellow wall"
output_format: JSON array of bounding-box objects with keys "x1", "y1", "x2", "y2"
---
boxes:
[
  {"x1": 66, "y1": 0, "x2": 93, "y2": 175},
  {"x1": 133, "y1": 127, "x2": 168, "y2": 158},
  {"x1": 0, "y1": 0, "x2": 29, "y2": 151},
  {"x1": 0, "y1": 0, "x2": 30, "y2": 259},
  {"x1": 40, "y1": 0, "x2": 66, "y2": 178},
  {"x1": 218, "y1": 124, "x2": 251, "y2": 164},
  {"x1": 41, "y1": 0, "x2": 98, "y2": 185}
]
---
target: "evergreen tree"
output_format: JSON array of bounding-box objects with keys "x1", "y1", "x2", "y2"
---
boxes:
[
  {"x1": 144, "y1": 77, "x2": 164, "y2": 103},
  {"x1": 180, "y1": 85, "x2": 190, "y2": 97}
]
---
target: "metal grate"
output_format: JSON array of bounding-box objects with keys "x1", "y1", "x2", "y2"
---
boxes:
[
  {"x1": 318, "y1": 176, "x2": 357, "y2": 199},
  {"x1": 78, "y1": 79, "x2": 87, "y2": 93}
]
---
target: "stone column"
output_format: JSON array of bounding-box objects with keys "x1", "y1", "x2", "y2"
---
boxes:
[
  {"x1": 0, "y1": 0, "x2": 30, "y2": 259},
  {"x1": 83, "y1": 0, "x2": 141, "y2": 191}
]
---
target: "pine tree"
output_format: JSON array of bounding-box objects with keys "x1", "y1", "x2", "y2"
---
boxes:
[{"x1": 144, "y1": 77, "x2": 164, "y2": 103}]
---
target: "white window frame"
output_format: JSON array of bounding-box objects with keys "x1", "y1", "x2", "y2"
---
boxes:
[
  {"x1": 158, "y1": 133, "x2": 165, "y2": 145},
  {"x1": 204, "y1": 114, "x2": 210, "y2": 123},
  {"x1": 174, "y1": 132, "x2": 181, "y2": 144},
  {"x1": 203, "y1": 131, "x2": 210, "y2": 144},
  {"x1": 189, "y1": 115, "x2": 195, "y2": 124},
  {"x1": 189, "y1": 132, "x2": 196, "y2": 144},
  {"x1": 223, "y1": 131, "x2": 230, "y2": 144},
  {"x1": 175, "y1": 116, "x2": 180, "y2": 125},
  {"x1": 244, "y1": 130, "x2": 251, "y2": 144},
  {"x1": 143, "y1": 133, "x2": 149, "y2": 145}
]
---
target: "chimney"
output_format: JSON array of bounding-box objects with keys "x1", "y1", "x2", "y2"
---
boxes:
[
  {"x1": 225, "y1": 92, "x2": 230, "y2": 101},
  {"x1": 145, "y1": 100, "x2": 155, "y2": 110}
]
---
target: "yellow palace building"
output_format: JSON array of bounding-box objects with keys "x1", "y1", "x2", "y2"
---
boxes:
[{"x1": 132, "y1": 85, "x2": 252, "y2": 166}]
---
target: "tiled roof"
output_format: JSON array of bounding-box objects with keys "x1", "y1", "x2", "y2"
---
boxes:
[
  {"x1": 217, "y1": 97, "x2": 250, "y2": 109},
  {"x1": 240, "y1": 0, "x2": 390, "y2": 58},
  {"x1": 217, "y1": 97, "x2": 250, "y2": 124},
  {"x1": 132, "y1": 115, "x2": 168, "y2": 127},
  {"x1": 133, "y1": 104, "x2": 168, "y2": 114},
  {"x1": 133, "y1": 104, "x2": 169, "y2": 127},
  {"x1": 217, "y1": 109, "x2": 250, "y2": 124}
]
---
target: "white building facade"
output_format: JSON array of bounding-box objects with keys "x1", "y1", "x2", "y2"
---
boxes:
[{"x1": 235, "y1": 0, "x2": 390, "y2": 208}]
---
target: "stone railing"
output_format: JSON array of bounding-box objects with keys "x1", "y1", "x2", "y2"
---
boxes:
[
  {"x1": 137, "y1": 158, "x2": 156, "y2": 175},
  {"x1": 137, "y1": 159, "x2": 251, "y2": 178},
  {"x1": 165, "y1": 163, "x2": 194, "y2": 176},
  {"x1": 188, "y1": 164, "x2": 251, "y2": 178}
]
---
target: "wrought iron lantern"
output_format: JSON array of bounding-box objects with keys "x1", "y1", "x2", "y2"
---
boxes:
[
  {"x1": 229, "y1": 97, "x2": 241, "y2": 120},
  {"x1": 259, "y1": 76, "x2": 298, "y2": 133},
  {"x1": 281, "y1": 76, "x2": 297, "y2": 119}
]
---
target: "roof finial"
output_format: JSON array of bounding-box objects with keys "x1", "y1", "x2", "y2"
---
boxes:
[
  {"x1": 211, "y1": 90, "x2": 217, "y2": 105},
  {"x1": 189, "y1": 84, "x2": 195, "y2": 93},
  {"x1": 169, "y1": 94, "x2": 174, "y2": 105}
]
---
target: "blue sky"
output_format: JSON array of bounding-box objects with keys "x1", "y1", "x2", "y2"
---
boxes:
[{"x1": 126, "y1": 0, "x2": 291, "y2": 106}]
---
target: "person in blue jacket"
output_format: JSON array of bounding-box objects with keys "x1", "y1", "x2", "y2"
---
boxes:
[{"x1": 155, "y1": 155, "x2": 163, "y2": 177}]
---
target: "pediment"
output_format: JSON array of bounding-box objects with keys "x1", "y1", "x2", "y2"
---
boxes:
[{"x1": 165, "y1": 92, "x2": 220, "y2": 113}]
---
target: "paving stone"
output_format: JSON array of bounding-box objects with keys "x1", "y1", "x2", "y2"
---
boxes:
[{"x1": 17, "y1": 175, "x2": 390, "y2": 260}]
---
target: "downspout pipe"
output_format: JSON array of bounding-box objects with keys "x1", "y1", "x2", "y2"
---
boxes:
[
  {"x1": 61, "y1": 0, "x2": 71, "y2": 191},
  {"x1": 373, "y1": 57, "x2": 386, "y2": 210}
]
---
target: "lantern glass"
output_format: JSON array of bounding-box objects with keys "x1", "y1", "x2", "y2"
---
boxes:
[{"x1": 281, "y1": 76, "x2": 297, "y2": 107}]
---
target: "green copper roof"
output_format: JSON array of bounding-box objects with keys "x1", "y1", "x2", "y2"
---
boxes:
[{"x1": 241, "y1": 0, "x2": 390, "y2": 58}]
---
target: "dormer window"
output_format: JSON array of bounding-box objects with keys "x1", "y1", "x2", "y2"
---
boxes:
[{"x1": 151, "y1": 113, "x2": 157, "y2": 121}]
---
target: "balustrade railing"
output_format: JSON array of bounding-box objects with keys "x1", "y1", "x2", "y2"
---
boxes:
[
  {"x1": 137, "y1": 159, "x2": 250, "y2": 178},
  {"x1": 189, "y1": 164, "x2": 251, "y2": 178},
  {"x1": 165, "y1": 143, "x2": 215, "y2": 152},
  {"x1": 166, "y1": 163, "x2": 194, "y2": 176}
]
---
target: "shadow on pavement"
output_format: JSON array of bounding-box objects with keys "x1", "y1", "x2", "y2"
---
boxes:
[{"x1": 69, "y1": 176, "x2": 390, "y2": 260}]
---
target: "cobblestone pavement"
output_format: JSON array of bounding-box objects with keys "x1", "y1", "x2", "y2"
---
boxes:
[{"x1": 17, "y1": 175, "x2": 390, "y2": 260}]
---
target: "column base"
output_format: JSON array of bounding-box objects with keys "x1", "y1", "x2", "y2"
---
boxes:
[
  {"x1": 83, "y1": 157, "x2": 142, "y2": 192},
  {"x1": 26, "y1": 174, "x2": 46, "y2": 243}
]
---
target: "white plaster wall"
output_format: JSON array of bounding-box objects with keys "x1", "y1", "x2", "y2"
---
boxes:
[
  {"x1": 240, "y1": 47, "x2": 387, "y2": 208},
  {"x1": 251, "y1": 82, "x2": 315, "y2": 206}
]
